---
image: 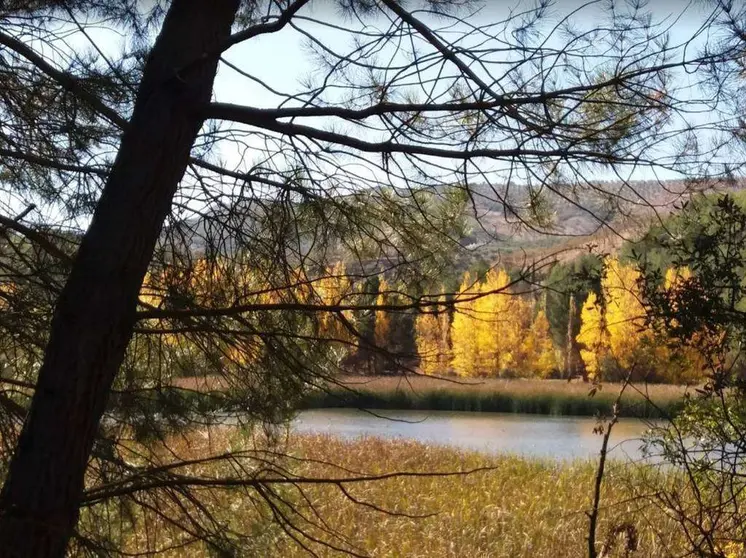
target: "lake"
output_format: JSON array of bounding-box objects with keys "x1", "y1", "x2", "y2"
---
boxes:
[{"x1": 292, "y1": 408, "x2": 657, "y2": 461}]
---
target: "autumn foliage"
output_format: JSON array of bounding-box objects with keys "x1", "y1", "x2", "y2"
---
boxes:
[
  {"x1": 575, "y1": 258, "x2": 707, "y2": 383},
  {"x1": 416, "y1": 269, "x2": 557, "y2": 378},
  {"x1": 408, "y1": 259, "x2": 709, "y2": 382},
  {"x1": 136, "y1": 256, "x2": 708, "y2": 382}
]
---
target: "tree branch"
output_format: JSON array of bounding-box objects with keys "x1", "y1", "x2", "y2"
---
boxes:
[
  {"x1": 222, "y1": 0, "x2": 312, "y2": 51},
  {"x1": 81, "y1": 465, "x2": 496, "y2": 506},
  {"x1": 0, "y1": 214, "x2": 73, "y2": 265},
  {"x1": 0, "y1": 30, "x2": 128, "y2": 129},
  {"x1": 0, "y1": 148, "x2": 108, "y2": 177},
  {"x1": 205, "y1": 102, "x2": 642, "y2": 163}
]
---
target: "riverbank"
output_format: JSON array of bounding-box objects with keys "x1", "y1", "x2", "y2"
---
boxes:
[{"x1": 300, "y1": 375, "x2": 690, "y2": 418}]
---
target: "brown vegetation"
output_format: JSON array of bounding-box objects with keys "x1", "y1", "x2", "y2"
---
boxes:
[{"x1": 91, "y1": 430, "x2": 721, "y2": 557}]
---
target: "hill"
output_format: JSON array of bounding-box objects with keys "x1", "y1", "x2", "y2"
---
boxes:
[{"x1": 165, "y1": 177, "x2": 746, "y2": 275}]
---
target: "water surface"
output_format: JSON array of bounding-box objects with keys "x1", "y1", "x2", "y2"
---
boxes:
[{"x1": 292, "y1": 408, "x2": 656, "y2": 461}]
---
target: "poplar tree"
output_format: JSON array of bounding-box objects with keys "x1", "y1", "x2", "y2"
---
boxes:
[
  {"x1": 373, "y1": 278, "x2": 393, "y2": 372},
  {"x1": 473, "y1": 269, "x2": 513, "y2": 375},
  {"x1": 577, "y1": 292, "x2": 609, "y2": 381},
  {"x1": 520, "y1": 309, "x2": 557, "y2": 378},
  {"x1": 604, "y1": 258, "x2": 651, "y2": 371},
  {"x1": 415, "y1": 309, "x2": 441, "y2": 375},
  {"x1": 451, "y1": 273, "x2": 479, "y2": 377},
  {"x1": 437, "y1": 292, "x2": 452, "y2": 371}
]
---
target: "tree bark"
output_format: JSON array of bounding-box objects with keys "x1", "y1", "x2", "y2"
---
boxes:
[{"x1": 0, "y1": 1, "x2": 239, "y2": 556}]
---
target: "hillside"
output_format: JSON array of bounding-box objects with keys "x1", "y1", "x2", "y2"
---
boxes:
[
  {"x1": 454, "y1": 177, "x2": 745, "y2": 269},
  {"x1": 166, "y1": 177, "x2": 745, "y2": 274}
]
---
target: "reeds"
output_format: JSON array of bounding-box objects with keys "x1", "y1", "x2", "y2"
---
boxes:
[{"x1": 302, "y1": 376, "x2": 689, "y2": 418}]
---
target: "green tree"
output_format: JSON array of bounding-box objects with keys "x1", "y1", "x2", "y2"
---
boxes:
[
  {"x1": 639, "y1": 195, "x2": 746, "y2": 555},
  {"x1": 545, "y1": 255, "x2": 602, "y2": 377}
]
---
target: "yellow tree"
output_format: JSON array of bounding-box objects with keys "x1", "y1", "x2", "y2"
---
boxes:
[
  {"x1": 415, "y1": 290, "x2": 452, "y2": 375},
  {"x1": 437, "y1": 292, "x2": 452, "y2": 370},
  {"x1": 138, "y1": 271, "x2": 163, "y2": 309},
  {"x1": 578, "y1": 260, "x2": 697, "y2": 382},
  {"x1": 189, "y1": 257, "x2": 225, "y2": 306},
  {"x1": 0, "y1": 283, "x2": 12, "y2": 312},
  {"x1": 415, "y1": 309, "x2": 441, "y2": 375},
  {"x1": 316, "y1": 262, "x2": 354, "y2": 344},
  {"x1": 451, "y1": 272, "x2": 479, "y2": 377},
  {"x1": 604, "y1": 258, "x2": 650, "y2": 369},
  {"x1": 472, "y1": 268, "x2": 517, "y2": 376},
  {"x1": 577, "y1": 291, "x2": 608, "y2": 380},
  {"x1": 520, "y1": 309, "x2": 556, "y2": 378},
  {"x1": 374, "y1": 278, "x2": 392, "y2": 350},
  {"x1": 138, "y1": 270, "x2": 182, "y2": 350},
  {"x1": 499, "y1": 294, "x2": 533, "y2": 376},
  {"x1": 371, "y1": 278, "x2": 402, "y2": 373}
]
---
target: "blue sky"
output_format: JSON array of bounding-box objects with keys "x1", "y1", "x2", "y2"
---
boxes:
[
  {"x1": 6, "y1": 0, "x2": 742, "y2": 228},
  {"x1": 208, "y1": 0, "x2": 737, "y2": 191},
  {"x1": 216, "y1": 0, "x2": 717, "y2": 106}
]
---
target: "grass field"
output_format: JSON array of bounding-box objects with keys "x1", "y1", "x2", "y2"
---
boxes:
[
  {"x1": 264, "y1": 436, "x2": 685, "y2": 557},
  {"x1": 300, "y1": 375, "x2": 691, "y2": 418},
  {"x1": 97, "y1": 431, "x2": 723, "y2": 557}
]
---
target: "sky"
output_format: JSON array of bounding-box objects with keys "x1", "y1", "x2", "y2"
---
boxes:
[
  {"x1": 194, "y1": 0, "x2": 739, "y2": 210},
  {"x1": 216, "y1": 0, "x2": 718, "y2": 107},
  {"x1": 7, "y1": 0, "x2": 745, "y2": 228}
]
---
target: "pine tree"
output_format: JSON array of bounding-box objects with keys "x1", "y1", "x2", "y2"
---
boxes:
[{"x1": 0, "y1": 0, "x2": 735, "y2": 552}]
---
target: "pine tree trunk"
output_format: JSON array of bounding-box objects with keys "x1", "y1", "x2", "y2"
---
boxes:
[{"x1": 0, "y1": 1, "x2": 239, "y2": 556}]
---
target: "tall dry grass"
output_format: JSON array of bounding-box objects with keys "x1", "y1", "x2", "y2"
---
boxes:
[
  {"x1": 262, "y1": 436, "x2": 687, "y2": 557},
  {"x1": 169, "y1": 375, "x2": 690, "y2": 417},
  {"x1": 87, "y1": 428, "x2": 707, "y2": 557}
]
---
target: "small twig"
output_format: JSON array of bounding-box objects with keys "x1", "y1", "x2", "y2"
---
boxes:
[{"x1": 13, "y1": 204, "x2": 35, "y2": 222}]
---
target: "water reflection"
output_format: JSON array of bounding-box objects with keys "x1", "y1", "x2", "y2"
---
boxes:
[{"x1": 292, "y1": 409, "x2": 656, "y2": 461}]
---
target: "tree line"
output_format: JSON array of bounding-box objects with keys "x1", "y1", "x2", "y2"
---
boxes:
[{"x1": 354, "y1": 256, "x2": 712, "y2": 384}]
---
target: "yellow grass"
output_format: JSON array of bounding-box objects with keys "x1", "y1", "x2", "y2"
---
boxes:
[
  {"x1": 90, "y1": 428, "x2": 704, "y2": 557},
  {"x1": 261, "y1": 436, "x2": 683, "y2": 557}
]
